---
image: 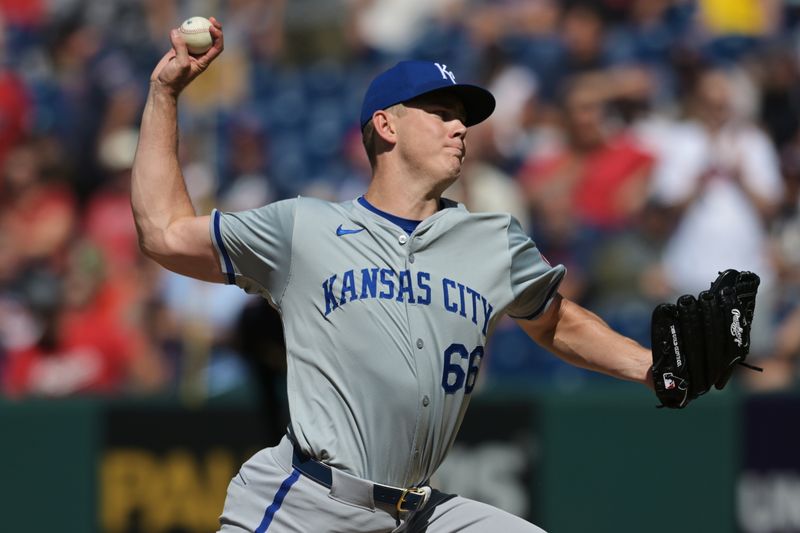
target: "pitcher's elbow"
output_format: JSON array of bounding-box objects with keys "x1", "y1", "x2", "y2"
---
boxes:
[{"x1": 135, "y1": 225, "x2": 166, "y2": 262}]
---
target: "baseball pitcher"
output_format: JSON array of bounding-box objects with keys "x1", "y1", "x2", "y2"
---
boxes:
[{"x1": 131, "y1": 18, "x2": 761, "y2": 532}]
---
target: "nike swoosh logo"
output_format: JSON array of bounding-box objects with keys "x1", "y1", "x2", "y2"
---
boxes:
[{"x1": 336, "y1": 224, "x2": 364, "y2": 237}]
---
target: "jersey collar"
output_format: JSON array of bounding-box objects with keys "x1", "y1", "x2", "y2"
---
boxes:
[
  {"x1": 352, "y1": 196, "x2": 463, "y2": 237},
  {"x1": 357, "y1": 196, "x2": 421, "y2": 235}
]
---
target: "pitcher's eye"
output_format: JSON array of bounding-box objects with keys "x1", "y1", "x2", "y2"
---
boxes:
[{"x1": 431, "y1": 109, "x2": 459, "y2": 121}]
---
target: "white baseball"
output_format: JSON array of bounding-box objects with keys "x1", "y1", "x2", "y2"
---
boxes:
[{"x1": 179, "y1": 16, "x2": 213, "y2": 55}]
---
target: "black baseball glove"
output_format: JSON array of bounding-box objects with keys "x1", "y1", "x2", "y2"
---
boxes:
[{"x1": 650, "y1": 269, "x2": 761, "y2": 408}]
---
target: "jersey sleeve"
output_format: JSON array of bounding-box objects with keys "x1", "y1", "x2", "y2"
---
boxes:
[
  {"x1": 210, "y1": 198, "x2": 296, "y2": 305},
  {"x1": 504, "y1": 216, "x2": 566, "y2": 320}
]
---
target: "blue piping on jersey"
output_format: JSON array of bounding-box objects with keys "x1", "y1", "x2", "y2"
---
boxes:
[
  {"x1": 213, "y1": 210, "x2": 236, "y2": 285},
  {"x1": 255, "y1": 468, "x2": 300, "y2": 532},
  {"x1": 509, "y1": 269, "x2": 565, "y2": 320},
  {"x1": 358, "y1": 196, "x2": 420, "y2": 235}
]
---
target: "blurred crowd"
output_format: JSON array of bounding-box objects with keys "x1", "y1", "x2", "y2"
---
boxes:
[{"x1": 1, "y1": 0, "x2": 800, "y2": 400}]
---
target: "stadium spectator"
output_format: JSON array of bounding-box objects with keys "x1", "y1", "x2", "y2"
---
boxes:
[
  {"x1": 650, "y1": 66, "x2": 784, "y2": 360},
  {"x1": 2, "y1": 241, "x2": 164, "y2": 397},
  {"x1": 0, "y1": 139, "x2": 76, "y2": 272},
  {"x1": 517, "y1": 74, "x2": 654, "y2": 302},
  {"x1": 84, "y1": 128, "x2": 142, "y2": 277}
]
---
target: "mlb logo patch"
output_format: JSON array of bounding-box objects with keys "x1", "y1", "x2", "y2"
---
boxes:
[{"x1": 663, "y1": 373, "x2": 676, "y2": 390}]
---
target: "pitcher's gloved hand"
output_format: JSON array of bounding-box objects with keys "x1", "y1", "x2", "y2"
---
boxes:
[{"x1": 650, "y1": 270, "x2": 761, "y2": 408}]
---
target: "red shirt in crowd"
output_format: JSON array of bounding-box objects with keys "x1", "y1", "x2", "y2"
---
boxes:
[
  {"x1": 2, "y1": 283, "x2": 142, "y2": 397},
  {"x1": 519, "y1": 134, "x2": 654, "y2": 230}
]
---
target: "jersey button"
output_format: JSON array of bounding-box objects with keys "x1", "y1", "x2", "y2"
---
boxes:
[
  {"x1": 416, "y1": 338, "x2": 424, "y2": 349},
  {"x1": 398, "y1": 234, "x2": 408, "y2": 245},
  {"x1": 422, "y1": 395, "x2": 430, "y2": 407},
  {"x1": 408, "y1": 254, "x2": 415, "y2": 264}
]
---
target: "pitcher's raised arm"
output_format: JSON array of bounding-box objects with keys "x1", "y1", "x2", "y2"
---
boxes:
[{"x1": 131, "y1": 18, "x2": 225, "y2": 282}]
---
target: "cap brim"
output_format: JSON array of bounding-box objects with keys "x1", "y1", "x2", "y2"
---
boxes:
[{"x1": 423, "y1": 84, "x2": 496, "y2": 127}]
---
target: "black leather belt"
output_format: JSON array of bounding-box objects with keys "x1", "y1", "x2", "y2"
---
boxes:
[{"x1": 291, "y1": 445, "x2": 429, "y2": 512}]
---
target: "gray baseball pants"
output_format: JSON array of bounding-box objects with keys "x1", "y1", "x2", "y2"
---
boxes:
[{"x1": 218, "y1": 436, "x2": 546, "y2": 533}]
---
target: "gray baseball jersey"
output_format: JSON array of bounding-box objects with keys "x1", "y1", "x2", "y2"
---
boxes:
[{"x1": 211, "y1": 196, "x2": 564, "y2": 489}]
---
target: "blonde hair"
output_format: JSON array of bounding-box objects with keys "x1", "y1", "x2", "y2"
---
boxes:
[{"x1": 361, "y1": 104, "x2": 405, "y2": 169}]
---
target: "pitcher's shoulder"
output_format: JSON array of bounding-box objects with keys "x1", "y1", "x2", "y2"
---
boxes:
[
  {"x1": 294, "y1": 195, "x2": 359, "y2": 209},
  {"x1": 293, "y1": 195, "x2": 354, "y2": 218},
  {"x1": 456, "y1": 207, "x2": 516, "y2": 230}
]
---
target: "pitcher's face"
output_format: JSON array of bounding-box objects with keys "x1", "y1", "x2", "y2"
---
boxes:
[{"x1": 395, "y1": 93, "x2": 468, "y2": 183}]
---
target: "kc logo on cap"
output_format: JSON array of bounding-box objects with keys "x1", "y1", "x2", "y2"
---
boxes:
[
  {"x1": 434, "y1": 63, "x2": 456, "y2": 84},
  {"x1": 360, "y1": 60, "x2": 495, "y2": 129}
]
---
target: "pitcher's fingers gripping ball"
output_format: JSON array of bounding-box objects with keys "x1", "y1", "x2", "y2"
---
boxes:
[
  {"x1": 650, "y1": 269, "x2": 762, "y2": 408},
  {"x1": 149, "y1": 16, "x2": 223, "y2": 94},
  {"x1": 179, "y1": 16, "x2": 214, "y2": 55}
]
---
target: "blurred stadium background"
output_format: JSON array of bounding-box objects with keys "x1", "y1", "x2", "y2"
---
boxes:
[{"x1": 1, "y1": 0, "x2": 800, "y2": 531}]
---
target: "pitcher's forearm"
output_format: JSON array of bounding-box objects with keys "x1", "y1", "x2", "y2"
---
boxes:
[
  {"x1": 517, "y1": 296, "x2": 653, "y2": 388},
  {"x1": 549, "y1": 306, "x2": 652, "y2": 386},
  {"x1": 131, "y1": 84, "x2": 196, "y2": 255}
]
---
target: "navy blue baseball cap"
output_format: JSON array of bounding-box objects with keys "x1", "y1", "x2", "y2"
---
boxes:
[{"x1": 360, "y1": 61, "x2": 496, "y2": 129}]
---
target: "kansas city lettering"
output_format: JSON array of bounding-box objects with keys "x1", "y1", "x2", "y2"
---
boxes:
[{"x1": 322, "y1": 269, "x2": 493, "y2": 335}]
